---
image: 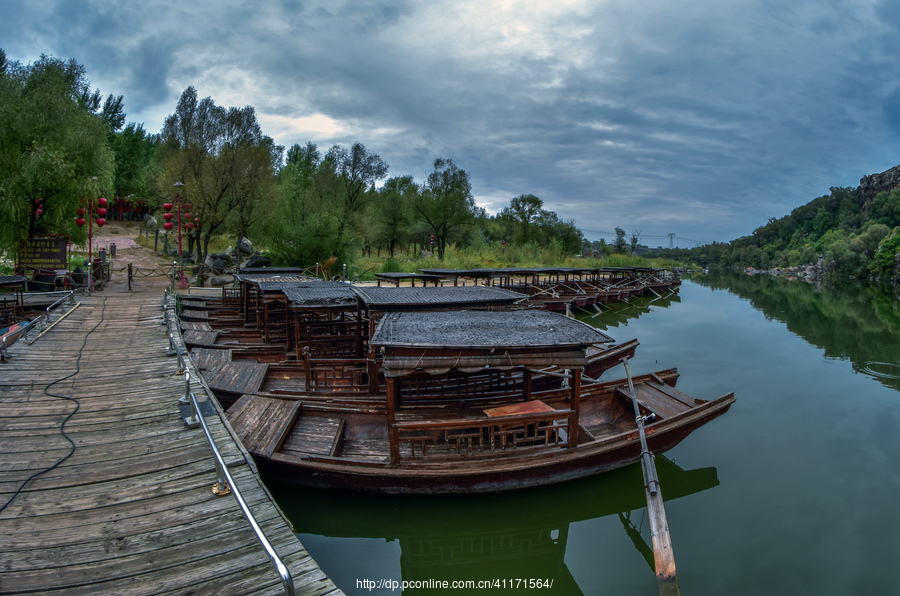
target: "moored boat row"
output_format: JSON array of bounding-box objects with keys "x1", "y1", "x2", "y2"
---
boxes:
[{"x1": 175, "y1": 267, "x2": 732, "y2": 494}]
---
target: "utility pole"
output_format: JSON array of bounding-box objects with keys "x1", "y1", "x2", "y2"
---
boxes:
[{"x1": 668, "y1": 233, "x2": 675, "y2": 249}]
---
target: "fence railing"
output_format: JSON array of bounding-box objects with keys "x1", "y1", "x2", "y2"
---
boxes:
[{"x1": 164, "y1": 295, "x2": 296, "y2": 596}]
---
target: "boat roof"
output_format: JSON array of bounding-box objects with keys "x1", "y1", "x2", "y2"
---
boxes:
[
  {"x1": 371, "y1": 310, "x2": 613, "y2": 348},
  {"x1": 0, "y1": 275, "x2": 27, "y2": 287},
  {"x1": 352, "y1": 285, "x2": 526, "y2": 311},
  {"x1": 416, "y1": 268, "x2": 497, "y2": 279},
  {"x1": 371, "y1": 310, "x2": 614, "y2": 376},
  {"x1": 236, "y1": 267, "x2": 308, "y2": 275},
  {"x1": 282, "y1": 282, "x2": 359, "y2": 309},
  {"x1": 417, "y1": 266, "x2": 601, "y2": 278},
  {"x1": 234, "y1": 268, "x2": 319, "y2": 286},
  {"x1": 374, "y1": 272, "x2": 446, "y2": 282}
]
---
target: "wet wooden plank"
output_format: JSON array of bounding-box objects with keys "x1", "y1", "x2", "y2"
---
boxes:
[
  {"x1": 280, "y1": 415, "x2": 345, "y2": 457},
  {"x1": 0, "y1": 293, "x2": 340, "y2": 596},
  {"x1": 182, "y1": 329, "x2": 220, "y2": 346},
  {"x1": 617, "y1": 383, "x2": 692, "y2": 419},
  {"x1": 191, "y1": 346, "x2": 234, "y2": 370},
  {"x1": 226, "y1": 395, "x2": 302, "y2": 457},
  {"x1": 205, "y1": 360, "x2": 269, "y2": 396},
  {"x1": 180, "y1": 321, "x2": 213, "y2": 331},
  {"x1": 180, "y1": 309, "x2": 209, "y2": 321}
]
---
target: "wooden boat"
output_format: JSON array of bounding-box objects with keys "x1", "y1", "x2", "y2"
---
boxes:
[
  {"x1": 211, "y1": 308, "x2": 734, "y2": 494},
  {"x1": 415, "y1": 266, "x2": 682, "y2": 312}
]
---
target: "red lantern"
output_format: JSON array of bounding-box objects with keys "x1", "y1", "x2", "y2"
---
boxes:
[
  {"x1": 183, "y1": 202, "x2": 193, "y2": 211},
  {"x1": 36, "y1": 208, "x2": 43, "y2": 216},
  {"x1": 163, "y1": 212, "x2": 174, "y2": 220},
  {"x1": 77, "y1": 207, "x2": 86, "y2": 216},
  {"x1": 76, "y1": 217, "x2": 86, "y2": 227},
  {"x1": 183, "y1": 212, "x2": 192, "y2": 220},
  {"x1": 164, "y1": 202, "x2": 174, "y2": 211},
  {"x1": 97, "y1": 207, "x2": 107, "y2": 216},
  {"x1": 184, "y1": 222, "x2": 194, "y2": 230},
  {"x1": 96, "y1": 218, "x2": 106, "y2": 227},
  {"x1": 98, "y1": 197, "x2": 108, "y2": 207},
  {"x1": 164, "y1": 222, "x2": 174, "y2": 230}
]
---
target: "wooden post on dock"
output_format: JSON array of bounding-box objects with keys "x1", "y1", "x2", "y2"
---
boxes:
[{"x1": 622, "y1": 357, "x2": 680, "y2": 595}]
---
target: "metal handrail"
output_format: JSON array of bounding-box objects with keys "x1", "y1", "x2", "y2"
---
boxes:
[
  {"x1": 186, "y1": 386, "x2": 296, "y2": 596},
  {"x1": 165, "y1": 298, "x2": 296, "y2": 596}
]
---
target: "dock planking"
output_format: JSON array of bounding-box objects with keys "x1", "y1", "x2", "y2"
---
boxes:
[{"x1": 0, "y1": 293, "x2": 341, "y2": 595}]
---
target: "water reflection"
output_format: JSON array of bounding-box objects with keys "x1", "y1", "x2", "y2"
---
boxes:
[
  {"x1": 268, "y1": 456, "x2": 718, "y2": 594},
  {"x1": 692, "y1": 272, "x2": 900, "y2": 390},
  {"x1": 576, "y1": 290, "x2": 682, "y2": 331}
]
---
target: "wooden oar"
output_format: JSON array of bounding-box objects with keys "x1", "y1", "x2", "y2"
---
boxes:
[{"x1": 622, "y1": 356, "x2": 680, "y2": 595}]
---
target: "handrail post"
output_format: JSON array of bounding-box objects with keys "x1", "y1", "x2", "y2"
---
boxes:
[{"x1": 182, "y1": 371, "x2": 200, "y2": 428}]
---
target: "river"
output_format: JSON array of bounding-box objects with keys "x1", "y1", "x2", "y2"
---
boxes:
[{"x1": 267, "y1": 273, "x2": 900, "y2": 595}]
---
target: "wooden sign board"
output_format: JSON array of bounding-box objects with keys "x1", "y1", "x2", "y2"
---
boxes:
[{"x1": 18, "y1": 235, "x2": 68, "y2": 271}]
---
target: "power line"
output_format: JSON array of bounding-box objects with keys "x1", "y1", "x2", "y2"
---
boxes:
[{"x1": 579, "y1": 228, "x2": 710, "y2": 246}]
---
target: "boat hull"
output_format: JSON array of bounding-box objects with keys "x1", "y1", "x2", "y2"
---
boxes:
[{"x1": 253, "y1": 392, "x2": 734, "y2": 494}]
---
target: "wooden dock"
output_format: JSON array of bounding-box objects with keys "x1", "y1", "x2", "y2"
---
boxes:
[{"x1": 0, "y1": 293, "x2": 342, "y2": 595}]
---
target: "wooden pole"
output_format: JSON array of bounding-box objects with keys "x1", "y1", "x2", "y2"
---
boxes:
[{"x1": 622, "y1": 357, "x2": 680, "y2": 595}]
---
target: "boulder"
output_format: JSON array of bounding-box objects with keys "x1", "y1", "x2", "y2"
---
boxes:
[
  {"x1": 210, "y1": 275, "x2": 236, "y2": 287},
  {"x1": 245, "y1": 255, "x2": 272, "y2": 268},
  {"x1": 206, "y1": 257, "x2": 230, "y2": 273}
]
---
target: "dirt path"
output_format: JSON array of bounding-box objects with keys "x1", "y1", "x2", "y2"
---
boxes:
[{"x1": 88, "y1": 222, "x2": 174, "y2": 294}]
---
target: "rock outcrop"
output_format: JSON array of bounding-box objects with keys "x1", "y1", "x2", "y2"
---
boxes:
[{"x1": 859, "y1": 164, "x2": 900, "y2": 200}]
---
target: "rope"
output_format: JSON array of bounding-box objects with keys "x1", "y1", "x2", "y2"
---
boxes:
[
  {"x1": 0, "y1": 297, "x2": 108, "y2": 514},
  {"x1": 129, "y1": 266, "x2": 177, "y2": 277}
]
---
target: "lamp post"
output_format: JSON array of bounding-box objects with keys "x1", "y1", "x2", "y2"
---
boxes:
[
  {"x1": 164, "y1": 182, "x2": 195, "y2": 290},
  {"x1": 75, "y1": 177, "x2": 107, "y2": 292}
]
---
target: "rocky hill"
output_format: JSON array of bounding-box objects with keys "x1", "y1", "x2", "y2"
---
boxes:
[{"x1": 859, "y1": 164, "x2": 900, "y2": 200}]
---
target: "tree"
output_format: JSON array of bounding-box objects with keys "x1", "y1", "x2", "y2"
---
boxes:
[
  {"x1": 412, "y1": 158, "x2": 477, "y2": 260},
  {"x1": 613, "y1": 227, "x2": 628, "y2": 254},
  {"x1": 264, "y1": 142, "x2": 348, "y2": 267},
  {"x1": 325, "y1": 142, "x2": 388, "y2": 239},
  {"x1": 505, "y1": 194, "x2": 543, "y2": 243},
  {"x1": 629, "y1": 229, "x2": 641, "y2": 255},
  {"x1": 0, "y1": 50, "x2": 115, "y2": 257},
  {"x1": 375, "y1": 175, "x2": 416, "y2": 256},
  {"x1": 159, "y1": 87, "x2": 281, "y2": 284},
  {"x1": 109, "y1": 122, "x2": 159, "y2": 202}
]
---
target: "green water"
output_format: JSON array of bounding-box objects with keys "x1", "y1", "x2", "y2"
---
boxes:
[{"x1": 267, "y1": 273, "x2": 900, "y2": 595}]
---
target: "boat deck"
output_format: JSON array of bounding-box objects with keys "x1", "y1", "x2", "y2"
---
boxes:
[{"x1": 0, "y1": 293, "x2": 341, "y2": 595}]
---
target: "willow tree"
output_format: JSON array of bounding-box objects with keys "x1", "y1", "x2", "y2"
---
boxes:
[
  {"x1": 412, "y1": 158, "x2": 476, "y2": 260},
  {"x1": 0, "y1": 50, "x2": 115, "y2": 258},
  {"x1": 325, "y1": 142, "x2": 388, "y2": 240},
  {"x1": 263, "y1": 142, "x2": 348, "y2": 268},
  {"x1": 158, "y1": 87, "x2": 281, "y2": 283}
]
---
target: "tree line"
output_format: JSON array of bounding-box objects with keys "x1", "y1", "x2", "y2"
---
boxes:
[
  {"x1": 1, "y1": 50, "x2": 659, "y2": 281},
  {"x1": 645, "y1": 184, "x2": 900, "y2": 280}
]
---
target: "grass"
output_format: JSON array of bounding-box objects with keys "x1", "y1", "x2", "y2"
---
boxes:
[
  {"x1": 348, "y1": 243, "x2": 685, "y2": 280},
  {"x1": 119, "y1": 226, "x2": 689, "y2": 279}
]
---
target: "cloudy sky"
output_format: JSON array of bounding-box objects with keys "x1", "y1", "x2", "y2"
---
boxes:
[{"x1": 4, "y1": 0, "x2": 900, "y2": 246}]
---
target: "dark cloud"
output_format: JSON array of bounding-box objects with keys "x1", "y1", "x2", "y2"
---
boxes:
[{"x1": 4, "y1": 0, "x2": 900, "y2": 245}]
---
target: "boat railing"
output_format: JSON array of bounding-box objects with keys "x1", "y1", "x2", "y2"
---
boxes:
[
  {"x1": 164, "y1": 297, "x2": 297, "y2": 596},
  {"x1": 399, "y1": 369, "x2": 521, "y2": 401},
  {"x1": 303, "y1": 353, "x2": 375, "y2": 392},
  {"x1": 390, "y1": 409, "x2": 576, "y2": 463}
]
